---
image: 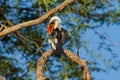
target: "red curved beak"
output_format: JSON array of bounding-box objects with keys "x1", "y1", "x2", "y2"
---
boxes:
[{"x1": 48, "y1": 24, "x2": 54, "y2": 34}]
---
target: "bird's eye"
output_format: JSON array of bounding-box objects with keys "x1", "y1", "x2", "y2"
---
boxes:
[{"x1": 50, "y1": 21, "x2": 55, "y2": 24}]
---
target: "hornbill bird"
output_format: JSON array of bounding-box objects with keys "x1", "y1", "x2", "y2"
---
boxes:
[{"x1": 48, "y1": 16, "x2": 70, "y2": 56}]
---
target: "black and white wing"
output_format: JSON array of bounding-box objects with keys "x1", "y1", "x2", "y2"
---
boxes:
[
  {"x1": 48, "y1": 30, "x2": 58, "y2": 50},
  {"x1": 61, "y1": 28, "x2": 70, "y2": 45},
  {"x1": 48, "y1": 29, "x2": 63, "y2": 56}
]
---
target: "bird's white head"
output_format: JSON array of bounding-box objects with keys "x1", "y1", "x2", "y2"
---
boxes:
[
  {"x1": 48, "y1": 16, "x2": 62, "y2": 34},
  {"x1": 49, "y1": 16, "x2": 62, "y2": 26}
]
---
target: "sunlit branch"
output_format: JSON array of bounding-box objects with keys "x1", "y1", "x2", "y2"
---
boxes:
[
  {"x1": 64, "y1": 50, "x2": 92, "y2": 80},
  {"x1": 36, "y1": 49, "x2": 92, "y2": 80},
  {"x1": 36, "y1": 49, "x2": 53, "y2": 80},
  {"x1": 0, "y1": 0, "x2": 75, "y2": 37}
]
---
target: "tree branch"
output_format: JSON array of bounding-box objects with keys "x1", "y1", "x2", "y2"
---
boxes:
[
  {"x1": 0, "y1": 76, "x2": 6, "y2": 80},
  {"x1": 36, "y1": 49, "x2": 53, "y2": 80},
  {"x1": 37, "y1": 49, "x2": 92, "y2": 80},
  {"x1": 64, "y1": 50, "x2": 92, "y2": 80},
  {"x1": 0, "y1": 0, "x2": 75, "y2": 37}
]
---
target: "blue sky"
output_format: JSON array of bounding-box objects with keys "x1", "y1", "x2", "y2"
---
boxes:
[{"x1": 82, "y1": 24, "x2": 120, "y2": 80}]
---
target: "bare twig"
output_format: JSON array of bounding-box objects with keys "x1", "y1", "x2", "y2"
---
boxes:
[
  {"x1": 0, "y1": 24, "x2": 7, "y2": 32},
  {"x1": 0, "y1": 0, "x2": 75, "y2": 37},
  {"x1": 77, "y1": 41, "x2": 80, "y2": 56}
]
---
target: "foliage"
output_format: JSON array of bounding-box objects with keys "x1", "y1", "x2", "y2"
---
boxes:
[{"x1": 0, "y1": 0, "x2": 120, "y2": 80}]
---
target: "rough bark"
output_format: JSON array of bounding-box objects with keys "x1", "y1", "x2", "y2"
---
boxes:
[
  {"x1": 0, "y1": 76, "x2": 6, "y2": 80},
  {"x1": 36, "y1": 49, "x2": 92, "y2": 80},
  {"x1": 36, "y1": 49, "x2": 53, "y2": 80},
  {"x1": 64, "y1": 50, "x2": 92, "y2": 80},
  {"x1": 0, "y1": 0, "x2": 75, "y2": 37}
]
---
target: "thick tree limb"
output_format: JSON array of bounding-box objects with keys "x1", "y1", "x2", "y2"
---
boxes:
[
  {"x1": 0, "y1": 0, "x2": 75, "y2": 37},
  {"x1": 36, "y1": 49, "x2": 53, "y2": 80},
  {"x1": 64, "y1": 50, "x2": 92, "y2": 80},
  {"x1": 37, "y1": 49, "x2": 91, "y2": 80},
  {"x1": 0, "y1": 76, "x2": 6, "y2": 80}
]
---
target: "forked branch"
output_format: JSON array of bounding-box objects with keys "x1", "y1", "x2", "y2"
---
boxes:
[{"x1": 36, "y1": 49, "x2": 91, "y2": 80}]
